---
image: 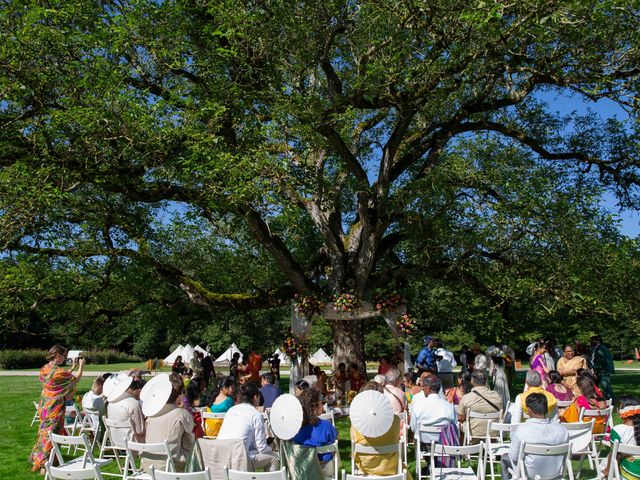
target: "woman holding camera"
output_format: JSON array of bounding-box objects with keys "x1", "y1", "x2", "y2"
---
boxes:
[{"x1": 30, "y1": 345, "x2": 85, "y2": 474}]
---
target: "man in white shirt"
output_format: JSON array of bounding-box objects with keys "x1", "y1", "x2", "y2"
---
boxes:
[
  {"x1": 410, "y1": 376, "x2": 457, "y2": 444},
  {"x1": 501, "y1": 393, "x2": 569, "y2": 480},
  {"x1": 218, "y1": 382, "x2": 278, "y2": 471},
  {"x1": 435, "y1": 341, "x2": 457, "y2": 389},
  {"x1": 107, "y1": 379, "x2": 146, "y2": 443},
  {"x1": 82, "y1": 377, "x2": 106, "y2": 429}
]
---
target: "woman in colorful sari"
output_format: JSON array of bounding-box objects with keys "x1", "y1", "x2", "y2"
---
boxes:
[
  {"x1": 529, "y1": 342, "x2": 550, "y2": 388},
  {"x1": 30, "y1": 345, "x2": 85, "y2": 474},
  {"x1": 556, "y1": 344, "x2": 587, "y2": 397},
  {"x1": 561, "y1": 371, "x2": 608, "y2": 433}
]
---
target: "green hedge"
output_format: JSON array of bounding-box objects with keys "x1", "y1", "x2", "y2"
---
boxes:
[{"x1": 0, "y1": 349, "x2": 141, "y2": 370}]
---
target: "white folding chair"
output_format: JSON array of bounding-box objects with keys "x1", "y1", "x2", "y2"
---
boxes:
[
  {"x1": 579, "y1": 406, "x2": 614, "y2": 439},
  {"x1": 429, "y1": 442, "x2": 485, "y2": 480},
  {"x1": 485, "y1": 422, "x2": 517, "y2": 480},
  {"x1": 46, "y1": 462, "x2": 105, "y2": 480},
  {"x1": 99, "y1": 418, "x2": 132, "y2": 474},
  {"x1": 65, "y1": 404, "x2": 84, "y2": 438},
  {"x1": 395, "y1": 411, "x2": 409, "y2": 465},
  {"x1": 150, "y1": 467, "x2": 212, "y2": 480},
  {"x1": 222, "y1": 467, "x2": 287, "y2": 479},
  {"x1": 463, "y1": 411, "x2": 502, "y2": 446},
  {"x1": 316, "y1": 441, "x2": 340, "y2": 480},
  {"x1": 565, "y1": 420, "x2": 597, "y2": 477},
  {"x1": 511, "y1": 442, "x2": 574, "y2": 480},
  {"x1": 557, "y1": 401, "x2": 573, "y2": 410},
  {"x1": 201, "y1": 412, "x2": 226, "y2": 438},
  {"x1": 319, "y1": 411, "x2": 336, "y2": 427},
  {"x1": 32, "y1": 400, "x2": 41, "y2": 426},
  {"x1": 607, "y1": 441, "x2": 640, "y2": 480},
  {"x1": 123, "y1": 439, "x2": 174, "y2": 480},
  {"x1": 351, "y1": 441, "x2": 402, "y2": 475},
  {"x1": 46, "y1": 433, "x2": 112, "y2": 480},
  {"x1": 342, "y1": 470, "x2": 407, "y2": 479},
  {"x1": 415, "y1": 424, "x2": 445, "y2": 480},
  {"x1": 79, "y1": 407, "x2": 102, "y2": 450}
]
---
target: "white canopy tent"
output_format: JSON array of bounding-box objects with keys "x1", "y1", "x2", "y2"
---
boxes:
[
  {"x1": 194, "y1": 345, "x2": 208, "y2": 355},
  {"x1": 214, "y1": 343, "x2": 243, "y2": 365},
  {"x1": 272, "y1": 348, "x2": 291, "y2": 366},
  {"x1": 181, "y1": 344, "x2": 196, "y2": 364},
  {"x1": 163, "y1": 344, "x2": 184, "y2": 365},
  {"x1": 309, "y1": 348, "x2": 332, "y2": 365}
]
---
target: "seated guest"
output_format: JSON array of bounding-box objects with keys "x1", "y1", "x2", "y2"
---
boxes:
[
  {"x1": 410, "y1": 376, "x2": 457, "y2": 446},
  {"x1": 383, "y1": 368, "x2": 407, "y2": 415},
  {"x1": 510, "y1": 370, "x2": 558, "y2": 424},
  {"x1": 348, "y1": 363, "x2": 366, "y2": 392},
  {"x1": 143, "y1": 374, "x2": 195, "y2": 472},
  {"x1": 501, "y1": 393, "x2": 569, "y2": 480},
  {"x1": 457, "y1": 370, "x2": 503, "y2": 440},
  {"x1": 260, "y1": 372, "x2": 282, "y2": 409},
  {"x1": 373, "y1": 374, "x2": 386, "y2": 386},
  {"x1": 204, "y1": 376, "x2": 236, "y2": 438},
  {"x1": 403, "y1": 371, "x2": 420, "y2": 404},
  {"x1": 313, "y1": 366, "x2": 328, "y2": 396},
  {"x1": 378, "y1": 355, "x2": 392, "y2": 376},
  {"x1": 561, "y1": 371, "x2": 608, "y2": 433},
  {"x1": 603, "y1": 395, "x2": 640, "y2": 479},
  {"x1": 350, "y1": 382, "x2": 401, "y2": 476},
  {"x1": 295, "y1": 380, "x2": 310, "y2": 397},
  {"x1": 218, "y1": 382, "x2": 279, "y2": 471},
  {"x1": 184, "y1": 380, "x2": 204, "y2": 439},
  {"x1": 446, "y1": 371, "x2": 472, "y2": 405},
  {"x1": 82, "y1": 377, "x2": 106, "y2": 429},
  {"x1": 546, "y1": 370, "x2": 574, "y2": 402},
  {"x1": 107, "y1": 377, "x2": 146, "y2": 442},
  {"x1": 291, "y1": 388, "x2": 338, "y2": 478}
]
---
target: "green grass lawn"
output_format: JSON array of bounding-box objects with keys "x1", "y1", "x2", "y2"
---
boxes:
[{"x1": 3, "y1": 371, "x2": 639, "y2": 479}]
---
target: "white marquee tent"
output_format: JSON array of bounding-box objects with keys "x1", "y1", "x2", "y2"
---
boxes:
[
  {"x1": 309, "y1": 348, "x2": 332, "y2": 365},
  {"x1": 214, "y1": 343, "x2": 243, "y2": 364},
  {"x1": 181, "y1": 344, "x2": 196, "y2": 364},
  {"x1": 194, "y1": 345, "x2": 208, "y2": 355},
  {"x1": 163, "y1": 344, "x2": 184, "y2": 365}
]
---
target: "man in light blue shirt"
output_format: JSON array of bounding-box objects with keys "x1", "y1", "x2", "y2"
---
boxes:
[
  {"x1": 501, "y1": 393, "x2": 569, "y2": 480},
  {"x1": 410, "y1": 376, "x2": 457, "y2": 444}
]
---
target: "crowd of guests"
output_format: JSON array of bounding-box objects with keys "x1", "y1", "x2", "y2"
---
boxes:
[{"x1": 30, "y1": 336, "x2": 635, "y2": 479}]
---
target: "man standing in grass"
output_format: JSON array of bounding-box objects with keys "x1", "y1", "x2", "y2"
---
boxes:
[{"x1": 590, "y1": 335, "x2": 615, "y2": 400}]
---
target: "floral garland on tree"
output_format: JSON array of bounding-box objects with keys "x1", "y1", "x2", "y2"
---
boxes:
[
  {"x1": 282, "y1": 331, "x2": 310, "y2": 358},
  {"x1": 293, "y1": 294, "x2": 326, "y2": 319},
  {"x1": 395, "y1": 312, "x2": 417, "y2": 339},
  {"x1": 333, "y1": 292, "x2": 362, "y2": 313},
  {"x1": 373, "y1": 290, "x2": 406, "y2": 313}
]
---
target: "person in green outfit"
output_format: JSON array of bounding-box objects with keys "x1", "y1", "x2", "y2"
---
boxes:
[{"x1": 590, "y1": 335, "x2": 615, "y2": 400}]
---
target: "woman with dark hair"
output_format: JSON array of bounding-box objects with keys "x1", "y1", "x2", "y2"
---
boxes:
[
  {"x1": 403, "y1": 371, "x2": 420, "y2": 404},
  {"x1": 204, "y1": 376, "x2": 236, "y2": 437},
  {"x1": 295, "y1": 379, "x2": 310, "y2": 397},
  {"x1": 561, "y1": 371, "x2": 608, "y2": 433},
  {"x1": 546, "y1": 370, "x2": 573, "y2": 402},
  {"x1": 446, "y1": 371, "x2": 473, "y2": 405},
  {"x1": 218, "y1": 382, "x2": 278, "y2": 471},
  {"x1": 291, "y1": 388, "x2": 338, "y2": 477},
  {"x1": 184, "y1": 379, "x2": 204, "y2": 438},
  {"x1": 604, "y1": 395, "x2": 640, "y2": 479},
  {"x1": 172, "y1": 355, "x2": 185, "y2": 374},
  {"x1": 529, "y1": 342, "x2": 551, "y2": 388},
  {"x1": 30, "y1": 345, "x2": 85, "y2": 474}
]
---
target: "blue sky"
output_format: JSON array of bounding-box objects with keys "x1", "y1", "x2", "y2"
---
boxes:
[{"x1": 537, "y1": 90, "x2": 639, "y2": 238}]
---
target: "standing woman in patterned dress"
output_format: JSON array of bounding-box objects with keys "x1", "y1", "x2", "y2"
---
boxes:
[{"x1": 30, "y1": 345, "x2": 85, "y2": 474}]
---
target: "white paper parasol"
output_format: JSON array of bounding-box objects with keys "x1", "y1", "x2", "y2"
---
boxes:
[
  {"x1": 269, "y1": 394, "x2": 303, "y2": 440},
  {"x1": 107, "y1": 376, "x2": 133, "y2": 402},
  {"x1": 140, "y1": 374, "x2": 173, "y2": 417},
  {"x1": 102, "y1": 375, "x2": 120, "y2": 398},
  {"x1": 349, "y1": 390, "x2": 394, "y2": 438}
]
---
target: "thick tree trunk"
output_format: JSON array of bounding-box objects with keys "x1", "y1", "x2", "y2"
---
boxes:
[{"x1": 331, "y1": 318, "x2": 366, "y2": 373}]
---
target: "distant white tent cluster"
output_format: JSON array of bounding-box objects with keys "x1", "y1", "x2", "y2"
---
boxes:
[
  {"x1": 213, "y1": 343, "x2": 243, "y2": 365},
  {"x1": 163, "y1": 344, "x2": 209, "y2": 365},
  {"x1": 309, "y1": 348, "x2": 332, "y2": 365},
  {"x1": 272, "y1": 348, "x2": 291, "y2": 366}
]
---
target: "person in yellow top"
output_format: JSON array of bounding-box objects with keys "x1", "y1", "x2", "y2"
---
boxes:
[
  {"x1": 351, "y1": 381, "x2": 403, "y2": 477},
  {"x1": 511, "y1": 370, "x2": 558, "y2": 423},
  {"x1": 204, "y1": 377, "x2": 236, "y2": 437}
]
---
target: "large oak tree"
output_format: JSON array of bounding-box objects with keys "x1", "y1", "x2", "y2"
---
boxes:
[{"x1": 2, "y1": 0, "x2": 639, "y2": 364}]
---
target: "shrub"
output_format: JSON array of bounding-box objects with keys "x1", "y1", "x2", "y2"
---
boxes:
[{"x1": 0, "y1": 349, "x2": 141, "y2": 369}]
